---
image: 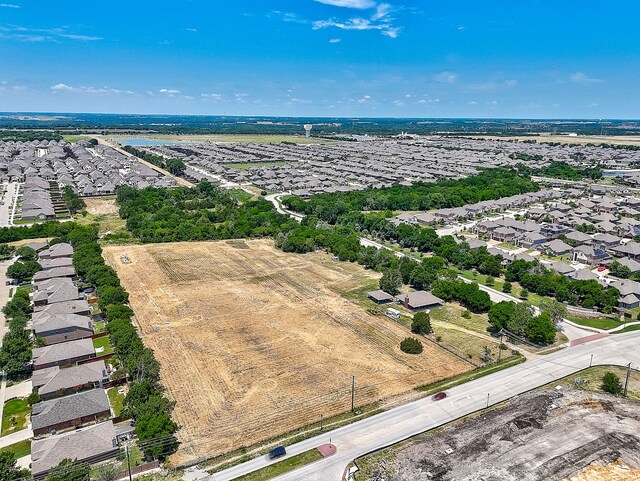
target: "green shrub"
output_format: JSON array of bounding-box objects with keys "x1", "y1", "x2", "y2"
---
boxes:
[
  {"x1": 602, "y1": 372, "x2": 623, "y2": 395},
  {"x1": 400, "y1": 337, "x2": 423, "y2": 354}
]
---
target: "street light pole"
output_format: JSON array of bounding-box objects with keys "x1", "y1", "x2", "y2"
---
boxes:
[
  {"x1": 351, "y1": 375, "x2": 356, "y2": 412},
  {"x1": 125, "y1": 444, "x2": 133, "y2": 481},
  {"x1": 486, "y1": 393, "x2": 490, "y2": 408},
  {"x1": 498, "y1": 332, "x2": 504, "y2": 363},
  {"x1": 590, "y1": 354, "x2": 593, "y2": 367},
  {"x1": 624, "y1": 363, "x2": 632, "y2": 397}
]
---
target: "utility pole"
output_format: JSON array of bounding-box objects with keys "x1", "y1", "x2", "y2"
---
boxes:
[
  {"x1": 590, "y1": 354, "x2": 593, "y2": 367},
  {"x1": 351, "y1": 375, "x2": 356, "y2": 412},
  {"x1": 125, "y1": 444, "x2": 133, "y2": 481},
  {"x1": 497, "y1": 332, "x2": 504, "y2": 363},
  {"x1": 486, "y1": 393, "x2": 490, "y2": 408},
  {"x1": 320, "y1": 414, "x2": 323, "y2": 431},
  {"x1": 624, "y1": 363, "x2": 632, "y2": 397}
]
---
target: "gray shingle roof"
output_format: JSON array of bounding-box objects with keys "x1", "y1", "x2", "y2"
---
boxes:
[{"x1": 31, "y1": 388, "x2": 110, "y2": 431}]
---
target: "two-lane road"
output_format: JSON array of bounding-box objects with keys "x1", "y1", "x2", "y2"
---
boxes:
[{"x1": 211, "y1": 332, "x2": 640, "y2": 481}]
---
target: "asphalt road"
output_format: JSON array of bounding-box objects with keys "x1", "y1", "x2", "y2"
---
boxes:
[{"x1": 210, "y1": 331, "x2": 640, "y2": 481}]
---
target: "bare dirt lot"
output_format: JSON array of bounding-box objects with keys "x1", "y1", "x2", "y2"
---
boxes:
[
  {"x1": 103, "y1": 240, "x2": 470, "y2": 463},
  {"x1": 83, "y1": 196, "x2": 119, "y2": 216},
  {"x1": 357, "y1": 389, "x2": 640, "y2": 481}
]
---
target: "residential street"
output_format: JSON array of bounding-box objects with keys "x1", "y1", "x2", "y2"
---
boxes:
[{"x1": 211, "y1": 331, "x2": 640, "y2": 481}]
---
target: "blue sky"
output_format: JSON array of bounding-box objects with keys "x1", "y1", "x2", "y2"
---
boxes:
[{"x1": 1, "y1": 0, "x2": 638, "y2": 118}]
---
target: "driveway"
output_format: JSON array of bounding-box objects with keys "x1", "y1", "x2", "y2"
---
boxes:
[{"x1": 210, "y1": 332, "x2": 640, "y2": 481}]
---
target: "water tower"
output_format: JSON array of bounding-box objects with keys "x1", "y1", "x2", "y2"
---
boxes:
[{"x1": 303, "y1": 124, "x2": 313, "y2": 138}]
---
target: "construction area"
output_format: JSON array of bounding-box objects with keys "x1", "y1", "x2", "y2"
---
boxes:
[
  {"x1": 356, "y1": 387, "x2": 640, "y2": 481},
  {"x1": 102, "y1": 240, "x2": 471, "y2": 464}
]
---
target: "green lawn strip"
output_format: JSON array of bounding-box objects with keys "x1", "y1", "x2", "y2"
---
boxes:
[
  {"x1": 107, "y1": 387, "x2": 125, "y2": 417},
  {"x1": 93, "y1": 335, "x2": 114, "y2": 355},
  {"x1": 227, "y1": 188, "x2": 257, "y2": 203},
  {"x1": 555, "y1": 365, "x2": 640, "y2": 401},
  {"x1": 0, "y1": 439, "x2": 31, "y2": 458},
  {"x1": 94, "y1": 321, "x2": 107, "y2": 334},
  {"x1": 566, "y1": 315, "x2": 622, "y2": 330},
  {"x1": 415, "y1": 355, "x2": 525, "y2": 395},
  {"x1": 613, "y1": 324, "x2": 640, "y2": 334},
  {"x1": 232, "y1": 449, "x2": 324, "y2": 481},
  {"x1": 1, "y1": 398, "x2": 31, "y2": 437}
]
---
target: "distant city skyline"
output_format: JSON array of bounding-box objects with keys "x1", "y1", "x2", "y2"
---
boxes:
[{"x1": 1, "y1": 1, "x2": 638, "y2": 118}]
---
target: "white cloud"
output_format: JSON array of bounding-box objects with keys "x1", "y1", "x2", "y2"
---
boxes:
[
  {"x1": 51, "y1": 83, "x2": 134, "y2": 95},
  {"x1": 470, "y1": 79, "x2": 518, "y2": 91},
  {"x1": 433, "y1": 71, "x2": 458, "y2": 84},
  {"x1": 0, "y1": 25, "x2": 101, "y2": 42},
  {"x1": 235, "y1": 93, "x2": 249, "y2": 103},
  {"x1": 186, "y1": 28, "x2": 197, "y2": 32},
  {"x1": 314, "y1": 0, "x2": 376, "y2": 8},
  {"x1": 0, "y1": 4, "x2": 20, "y2": 8},
  {"x1": 570, "y1": 72, "x2": 604, "y2": 84},
  {"x1": 159, "y1": 88, "x2": 180, "y2": 94},
  {"x1": 201, "y1": 93, "x2": 222, "y2": 101},
  {"x1": 371, "y1": 3, "x2": 391, "y2": 20},
  {"x1": 329, "y1": 38, "x2": 342, "y2": 43}
]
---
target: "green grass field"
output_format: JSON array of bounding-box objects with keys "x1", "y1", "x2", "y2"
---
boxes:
[
  {"x1": 107, "y1": 387, "x2": 125, "y2": 417},
  {"x1": 1, "y1": 399, "x2": 30, "y2": 437},
  {"x1": 232, "y1": 449, "x2": 324, "y2": 481},
  {"x1": 566, "y1": 315, "x2": 623, "y2": 330},
  {"x1": 93, "y1": 336, "x2": 114, "y2": 355},
  {"x1": 0, "y1": 439, "x2": 31, "y2": 458}
]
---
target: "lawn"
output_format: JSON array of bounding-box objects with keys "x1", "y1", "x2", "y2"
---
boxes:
[
  {"x1": 614, "y1": 324, "x2": 640, "y2": 334},
  {"x1": 0, "y1": 439, "x2": 31, "y2": 458},
  {"x1": 94, "y1": 321, "x2": 107, "y2": 334},
  {"x1": 232, "y1": 449, "x2": 324, "y2": 481},
  {"x1": 1, "y1": 398, "x2": 30, "y2": 437},
  {"x1": 566, "y1": 315, "x2": 623, "y2": 331},
  {"x1": 107, "y1": 387, "x2": 126, "y2": 417},
  {"x1": 429, "y1": 303, "x2": 491, "y2": 336},
  {"x1": 93, "y1": 336, "x2": 114, "y2": 355},
  {"x1": 226, "y1": 188, "x2": 257, "y2": 203}
]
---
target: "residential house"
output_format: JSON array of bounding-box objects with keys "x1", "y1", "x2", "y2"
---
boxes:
[
  {"x1": 32, "y1": 278, "x2": 80, "y2": 306},
  {"x1": 31, "y1": 421, "x2": 120, "y2": 479},
  {"x1": 31, "y1": 388, "x2": 111, "y2": 437},
  {"x1": 366, "y1": 290, "x2": 394, "y2": 304},
  {"x1": 400, "y1": 291, "x2": 444, "y2": 311},
  {"x1": 32, "y1": 313, "x2": 93, "y2": 345},
  {"x1": 543, "y1": 239, "x2": 573, "y2": 257},
  {"x1": 613, "y1": 279, "x2": 640, "y2": 310},
  {"x1": 611, "y1": 242, "x2": 640, "y2": 260},
  {"x1": 492, "y1": 226, "x2": 517, "y2": 243},
  {"x1": 33, "y1": 361, "x2": 110, "y2": 400},
  {"x1": 572, "y1": 245, "x2": 612, "y2": 265},
  {"x1": 33, "y1": 299, "x2": 92, "y2": 317},
  {"x1": 32, "y1": 338, "x2": 96, "y2": 370},
  {"x1": 32, "y1": 266, "x2": 77, "y2": 283},
  {"x1": 564, "y1": 231, "x2": 593, "y2": 246},
  {"x1": 516, "y1": 232, "x2": 547, "y2": 249},
  {"x1": 39, "y1": 242, "x2": 74, "y2": 260}
]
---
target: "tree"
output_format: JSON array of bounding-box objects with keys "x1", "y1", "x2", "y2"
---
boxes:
[
  {"x1": 16, "y1": 246, "x2": 36, "y2": 261},
  {"x1": 400, "y1": 337, "x2": 423, "y2": 354},
  {"x1": 92, "y1": 462, "x2": 121, "y2": 481},
  {"x1": 506, "y1": 303, "x2": 535, "y2": 335},
  {"x1": 480, "y1": 345, "x2": 493, "y2": 363},
  {"x1": 601, "y1": 371, "x2": 623, "y2": 395},
  {"x1": 379, "y1": 269, "x2": 402, "y2": 296},
  {"x1": 409, "y1": 264, "x2": 436, "y2": 290},
  {"x1": 485, "y1": 276, "x2": 495, "y2": 286},
  {"x1": 539, "y1": 299, "x2": 567, "y2": 328},
  {"x1": 411, "y1": 311, "x2": 432, "y2": 334},
  {"x1": 166, "y1": 159, "x2": 186, "y2": 177},
  {"x1": 520, "y1": 288, "x2": 529, "y2": 299},
  {"x1": 609, "y1": 260, "x2": 632, "y2": 279},
  {"x1": 502, "y1": 281, "x2": 512, "y2": 293},
  {"x1": 488, "y1": 301, "x2": 515, "y2": 331},
  {"x1": 0, "y1": 243, "x2": 14, "y2": 259},
  {"x1": 45, "y1": 458, "x2": 89, "y2": 481},
  {"x1": 524, "y1": 312, "x2": 557, "y2": 345},
  {"x1": 7, "y1": 260, "x2": 41, "y2": 282},
  {"x1": 0, "y1": 451, "x2": 29, "y2": 481}
]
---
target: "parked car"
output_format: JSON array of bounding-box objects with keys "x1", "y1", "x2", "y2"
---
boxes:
[
  {"x1": 268, "y1": 446, "x2": 287, "y2": 460},
  {"x1": 432, "y1": 391, "x2": 447, "y2": 401},
  {"x1": 597, "y1": 266, "x2": 606, "y2": 272}
]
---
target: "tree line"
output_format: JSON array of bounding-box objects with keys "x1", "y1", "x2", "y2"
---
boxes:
[{"x1": 122, "y1": 145, "x2": 186, "y2": 177}]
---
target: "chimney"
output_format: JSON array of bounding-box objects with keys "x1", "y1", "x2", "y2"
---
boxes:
[{"x1": 404, "y1": 295, "x2": 409, "y2": 309}]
